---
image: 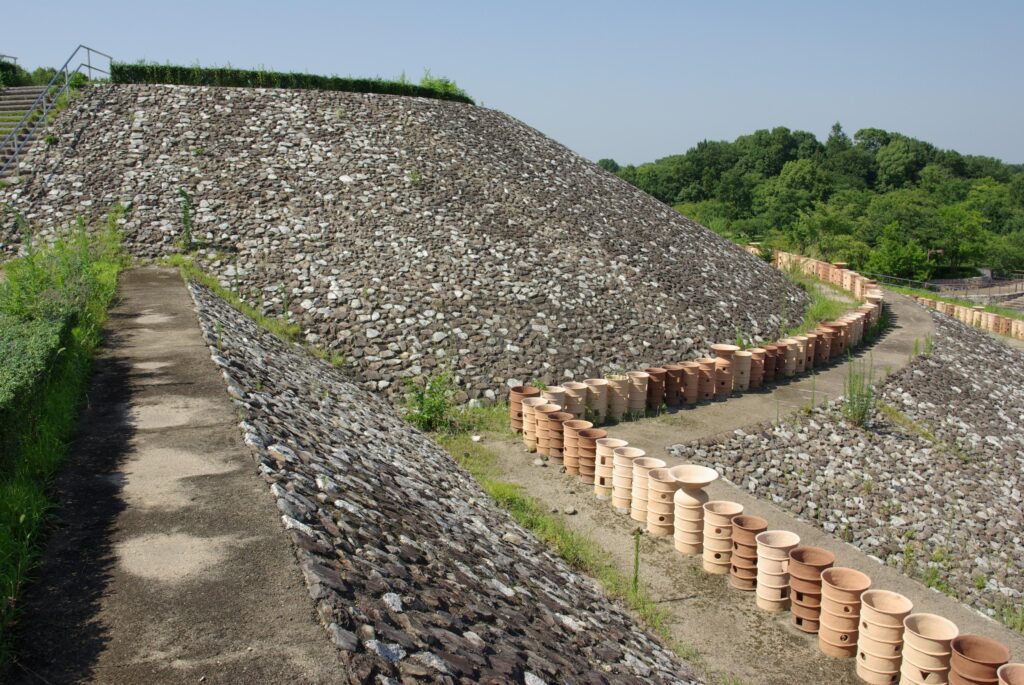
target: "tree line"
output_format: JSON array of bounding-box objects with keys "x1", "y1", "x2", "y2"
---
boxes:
[{"x1": 601, "y1": 125, "x2": 1024, "y2": 280}]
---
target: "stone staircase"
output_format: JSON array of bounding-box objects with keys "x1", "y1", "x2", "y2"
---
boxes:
[{"x1": 1, "y1": 84, "x2": 51, "y2": 178}]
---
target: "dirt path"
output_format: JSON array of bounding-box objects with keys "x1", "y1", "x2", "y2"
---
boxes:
[
  {"x1": 485, "y1": 292, "x2": 1024, "y2": 684},
  {"x1": 11, "y1": 268, "x2": 346, "y2": 684}
]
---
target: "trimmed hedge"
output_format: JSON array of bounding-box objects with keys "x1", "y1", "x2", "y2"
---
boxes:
[
  {"x1": 0, "y1": 315, "x2": 71, "y2": 467},
  {"x1": 110, "y1": 62, "x2": 475, "y2": 104}
]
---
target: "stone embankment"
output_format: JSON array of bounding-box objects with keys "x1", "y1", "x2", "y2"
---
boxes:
[
  {"x1": 671, "y1": 308, "x2": 1024, "y2": 620},
  {"x1": 187, "y1": 281, "x2": 700, "y2": 684},
  {"x1": 2, "y1": 83, "x2": 805, "y2": 400}
]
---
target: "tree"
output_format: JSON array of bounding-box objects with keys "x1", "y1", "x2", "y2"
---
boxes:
[
  {"x1": 865, "y1": 224, "x2": 933, "y2": 280},
  {"x1": 597, "y1": 158, "x2": 620, "y2": 173},
  {"x1": 853, "y1": 128, "x2": 892, "y2": 154},
  {"x1": 876, "y1": 138, "x2": 932, "y2": 190}
]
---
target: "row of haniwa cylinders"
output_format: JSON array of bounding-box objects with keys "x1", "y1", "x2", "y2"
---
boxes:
[
  {"x1": 914, "y1": 297, "x2": 1024, "y2": 341},
  {"x1": 506, "y1": 301, "x2": 882, "y2": 437}
]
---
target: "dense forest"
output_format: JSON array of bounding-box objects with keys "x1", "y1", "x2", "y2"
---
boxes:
[{"x1": 601, "y1": 125, "x2": 1024, "y2": 280}]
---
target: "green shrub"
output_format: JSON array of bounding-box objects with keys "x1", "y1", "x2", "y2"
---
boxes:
[
  {"x1": 0, "y1": 210, "x2": 123, "y2": 670},
  {"x1": 110, "y1": 62, "x2": 474, "y2": 104},
  {"x1": 404, "y1": 371, "x2": 456, "y2": 432}
]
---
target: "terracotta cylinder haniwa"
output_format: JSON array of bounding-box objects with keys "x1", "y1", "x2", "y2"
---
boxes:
[
  {"x1": 534, "y1": 403, "x2": 561, "y2": 457},
  {"x1": 714, "y1": 358, "x2": 733, "y2": 398},
  {"x1": 545, "y1": 411, "x2": 573, "y2": 464},
  {"x1": 663, "y1": 364, "x2": 684, "y2": 407},
  {"x1": 611, "y1": 446, "x2": 644, "y2": 512},
  {"x1": 626, "y1": 371, "x2": 649, "y2": 415},
  {"x1": 562, "y1": 381, "x2": 588, "y2": 420},
  {"x1": 561, "y1": 419, "x2": 592, "y2": 475},
  {"x1": 950, "y1": 635, "x2": 1010, "y2": 682},
  {"x1": 606, "y1": 376, "x2": 629, "y2": 421},
  {"x1": 821, "y1": 567, "x2": 872, "y2": 604},
  {"x1": 542, "y1": 386, "x2": 566, "y2": 408},
  {"x1": 632, "y1": 456, "x2": 666, "y2": 523},
  {"x1": 902, "y1": 614, "x2": 958, "y2": 672},
  {"x1": 860, "y1": 590, "x2": 913, "y2": 631},
  {"x1": 696, "y1": 359, "x2": 716, "y2": 401},
  {"x1": 644, "y1": 367, "x2": 667, "y2": 410},
  {"x1": 593, "y1": 436, "x2": 624, "y2": 498},
  {"x1": 998, "y1": 664, "x2": 1024, "y2": 685},
  {"x1": 731, "y1": 350, "x2": 752, "y2": 392},
  {"x1": 679, "y1": 362, "x2": 700, "y2": 404},
  {"x1": 509, "y1": 385, "x2": 541, "y2": 433},
  {"x1": 710, "y1": 343, "x2": 740, "y2": 360},
  {"x1": 584, "y1": 378, "x2": 609, "y2": 423},
  {"x1": 803, "y1": 334, "x2": 817, "y2": 369},
  {"x1": 645, "y1": 468, "x2": 681, "y2": 535},
  {"x1": 701, "y1": 501, "x2": 741, "y2": 575},
  {"x1": 793, "y1": 336, "x2": 808, "y2": 374},
  {"x1": 731, "y1": 514, "x2": 767, "y2": 548},
  {"x1": 779, "y1": 339, "x2": 799, "y2": 377},
  {"x1": 521, "y1": 396, "x2": 547, "y2": 452},
  {"x1": 762, "y1": 345, "x2": 778, "y2": 383},
  {"x1": 576, "y1": 427, "x2": 607, "y2": 485},
  {"x1": 756, "y1": 530, "x2": 800, "y2": 561},
  {"x1": 829, "y1": 321, "x2": 849, "y2": 357},
  {"x1": 748, "y1": 348, "x2": 765, "y2": 389},
  {"x1": 789, "y1": 546, "x2": 835, "y2": 580}
]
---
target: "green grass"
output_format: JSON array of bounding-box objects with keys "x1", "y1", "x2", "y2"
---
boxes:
[
  {"x1": 0, "y1": 211, "x2": 125, "y2": 671},
  {"x1": 780, "y1": 268, "x2": 856, "y2": 336}
]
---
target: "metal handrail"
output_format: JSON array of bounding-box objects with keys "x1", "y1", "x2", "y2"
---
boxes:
[{"x1": 0, "y1": 44, "x2": 112, "y2": 176}]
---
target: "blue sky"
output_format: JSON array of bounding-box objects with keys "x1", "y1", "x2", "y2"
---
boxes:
[{"x1": 7, "y1": 1, "x2": 1024, "y2": 164}]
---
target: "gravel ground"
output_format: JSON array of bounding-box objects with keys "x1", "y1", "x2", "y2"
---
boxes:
[
  {"x1": 188, "y1": 282, "x2": 700, "y2": 684},
  {"x1": 2, "y1": 84, "x2": 805, "y2": 400},
  {"x1": 670, "y1": 308, "x2": 1024, "y2": 623}
]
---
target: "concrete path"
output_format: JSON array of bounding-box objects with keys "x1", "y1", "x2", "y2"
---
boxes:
[
  {"x1": 486, "y1": 291, "x2": 1024, "y2": 684},
  {"x1": 11, "y1": 268, "x2": 346, "y2": 684}
]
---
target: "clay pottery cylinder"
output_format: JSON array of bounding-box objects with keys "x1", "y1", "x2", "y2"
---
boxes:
[
  {"x1": 821, "y1": 567, "x2": 872, "y2": 604},
  {"x1": 858, "y1": 632, "x2": 905, "y2": 659},
  {"x1": 606, "y1": 375, "x2": 629, "y2": 421},
  {"x1": 534, "y1": 403, "x2": 561, "y2": 456},
  {"x1": 561, "y1": 419, "x2": 592, "y2": 475},
  {"x1": 857, "y1": 648, "x2": 901, "y2": 675},
  {"x1": 646, "y1": 468, "x2": 680, "y2": 534},
  {"x1": 731, "y1": 514, "x2": 768, "y2": 547},
  {"x1": 793, "y1": 598, "x2": 822, "y2": 634},
  {"x1": 710, "y1": 343, "x2": 740, "y2": 360},
  {"x1": 545, "y1": 411, "x2": 573, "y2": 464},
  {"x1": 509, "y1": 385, "x2": 541, "y2": 432},
  {"x1": 756, "y1": 530, "x2": 800, "y2": 561},
  {"x1": 731, "y1": 350, "x2": 752, "y2": 392},
  {"x1": 903, "y1": 614, "x2": 958, "y2": 666},
  {"x1": 804, "y1": 334, "x2": 817, "y2": 369},
  {"x1": 626, "y1": 371, "x2": 649, "y2": 415},
  {"x1": 703, "y1": 500, "x2": 743, "y2": 528},
  {"x1": 702, "y1": 546, "x2": 732, "y2": 574},
  {"x1": 814, "y1": 330, "x2": 832, "y2": 364},
  {"x1": 593, "y1": 435, "x2": 624, "y2": 497},
  {"x1": 791, "y1": 581, "x2": 822, "y2": 606},
  {"x1": 644, "y1": 367, "x2": 667, "y2": 409},
  {"x1": 779, "y1": 339, "x2": 799, "y2": 377},
  {"x1": 521, "y1": 396, "x2": 547, "y2": 452},
  {"x1": 793, "y1": 336, "x2": 808, "y2": 374},
  {"x1": 748, "y1": 348, "x2": 766, "y2": 388},
  {"x1": 856, "y1": 661, "x2": 900, "y2": 685},
  {"x1": 789, "y1": 546, "x2": 835, "y2": 580},
  {"x1": 612, "y1": 446, "x2": 644, "y2": 511},
  {"x1": 680, "y1": 362, "x2": 700, "y2": 404},
  {"x1": 950, "y1": 635, "x2": 1009, "y2": 682},
  {"x1": 562, "y1": 381, "x2": 589, "y2": 420},
  {"x1": 756, "y1": 574, "x2": 792, "y2": 612},
  {"x1": 577, "y1": 427, "x2": 607, "y2": 486},
  {"x1": 663, "y1": 364, "x2": 684, "y2": 406},
  {"x1": 861, "y1": 590, "x2": 913, "y2": 634},
  {"x1": 730, "y1": 554, "x2": 758, "y2": 591},
  {"x1": 998, "y1": 664, "x2": 1024, "y2": 685},
  {"x1": 630, "y1": 455, "x2": 663, "y2": 520},
  {"x1": 584, "y1": 378, "x2": 609, "y2": 424},
  {"x1": 762, "y1": 345, "x2": 778, "y2": 382},
  {"x1": 714, "y1": 358, "x2": 733, "y2": 398},
  {"x1": 820, "y1": 622, "x2": 859, "y2": 659},
  {"x1": 543, "y1": 386, "x2": 566, "y2": 409},
  {"x1": 829, "y1": 321, "x2": 849, "y2": 357},
  {"x1": 695, "y1": 358, "x2": 716, "y2": 401}
]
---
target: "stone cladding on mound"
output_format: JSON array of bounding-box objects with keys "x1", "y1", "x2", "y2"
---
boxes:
[
  {"x1": 670, "y1": 308, "x2": 1024, "y2": 620},
  {"x1": 187, "y1": 281, "x2": 701, "y2": 684},
  {"x1": 3, "y1": 84, "x2": 806, "y2": 400}
]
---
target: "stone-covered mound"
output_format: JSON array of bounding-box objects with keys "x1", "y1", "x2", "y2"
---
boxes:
[
  {"x1": 670, "y1": 309, "x2": 1024, "y2": 620},
  {"x1": 187, "y1": 282, "x2": 699, "y2": 684},
  {"x1": 3, "y1": 84, "x2": 806, "y2": 399}
]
